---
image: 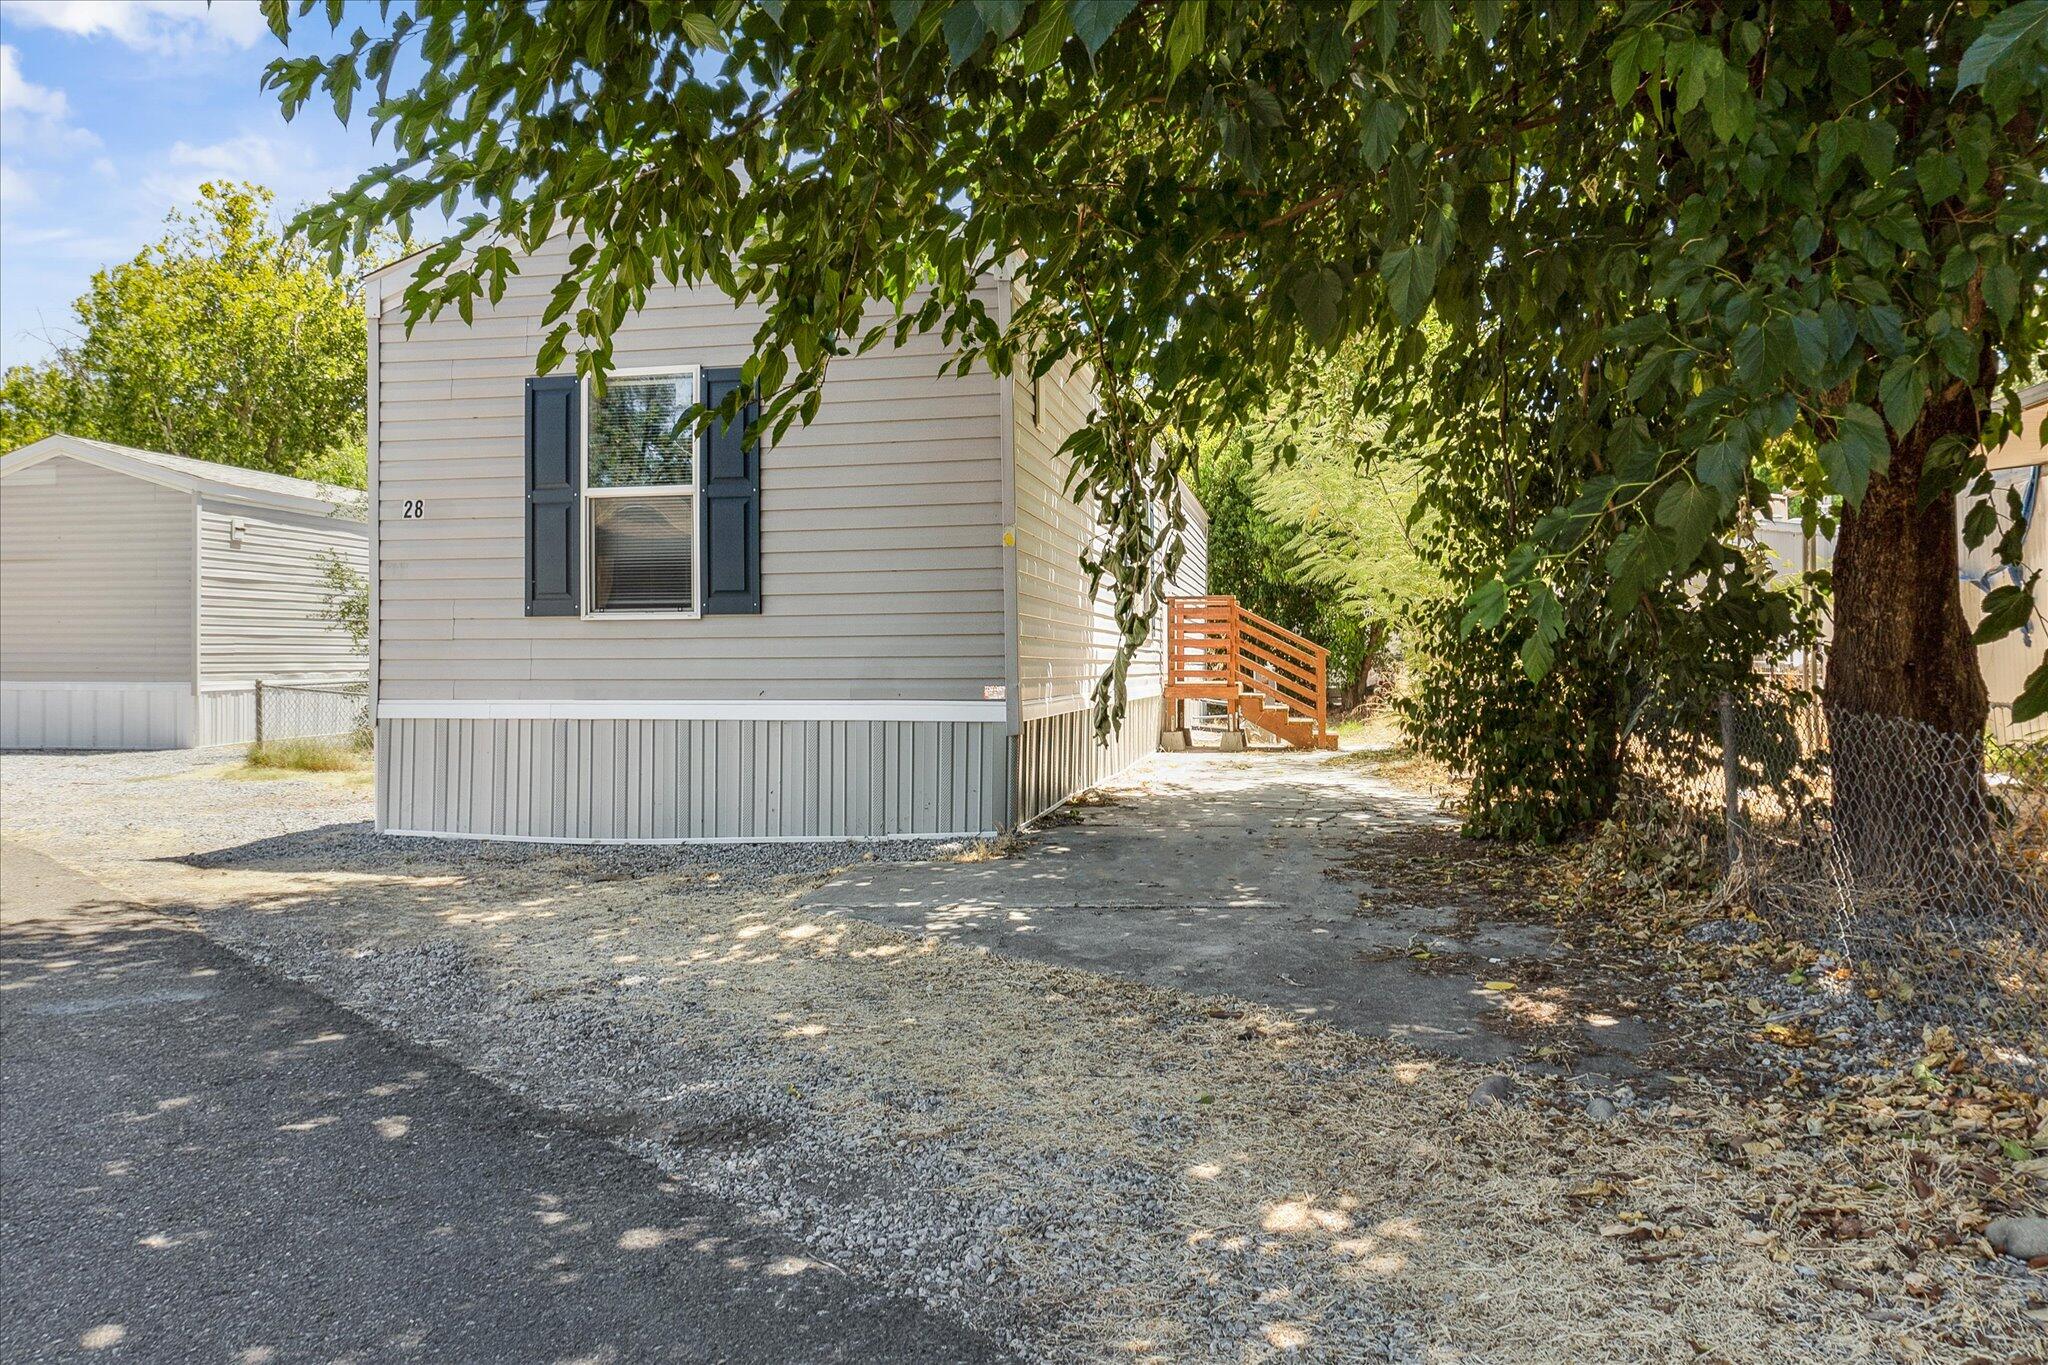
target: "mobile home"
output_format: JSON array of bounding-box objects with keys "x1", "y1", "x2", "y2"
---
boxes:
[
  {"x1": 367, "y1": 242, "x2": 1208, "y2": 842},
  {"x1": 0, "y1": 434, "x2": 368, "y2": 750}
]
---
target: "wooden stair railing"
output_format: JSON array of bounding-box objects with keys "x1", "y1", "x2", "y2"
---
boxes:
[{"x1": 1164, "y1": 596, "x2": 1334, "y2": 750}]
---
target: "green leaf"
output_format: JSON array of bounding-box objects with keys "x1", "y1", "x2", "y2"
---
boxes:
[
  {"x1": 1520, "y1": 632, "x2": 1554, "y2": 682},
  {"x1": 1819, "y1": 403, "x2": 1892, "y2": 504},
  {"x1": 942, "y1": 2, "x2": 988, "y2": 65},
  {"x1": 1067, "y1": 0, "x2": 1136, "y2": 55},
  {"x1": 1305, "y1": 19, "x2": 1350, "y2": 87},
  {"x1": 1608, "y1": 29, "x2": 1640, "y2": 108},
  {"x1": 1964, "y1": 498, "x2": 1999, "y2": 549},
  {"x1": 2014, "y1": 659, "x2": 2048, "y2": 724},
  {"x1": 973, "y1": 0, "x2": 1026, "y2": 41},
  {"x1": 678, "y1": 9, "x2": 725, "y2": 47},
  {"x1": 1957, "y1": 0, "x2": 2048, "y2": 89},
  {"x1": 1018, "y1": 0, "x2": 1069, "y2": 71},
  {"x1": 1973, "y1": 581, "x2": 2035, "y2": 645},
  {"x1": 1697, "y1": 436, "x2": 1747, "y2": 504},
  {"x1": 1461, "y1": 579, "x2": 1507, "y2": 634},
  {"x1": 1473, "y1": 0, "x2": 1504, "y2": 42},
  {"x1": 1419, "y1": 0, "x2": 1452, "y2": 57},
  {"x1": 1166, "y1": 0, "x2": 1205, "y2": 78},
  {"x1": 1879, "y1": 360, "x2": 1925, "y2": 434},
  {"x1": 1655, "y1": 480, "x2": 1722, "y2": 568},
  {"x1": 1732, "y1": 323, "x2": 1773, "y2": 388},
  {"x1": 1913, "y1": 150, "x2": 1961, "y2": 204},
  {"x1": 1789, "y1": 312, "x2": 1829, "y2": 381},
  {"x1": 1984, "y1": 260, "x2": 2020, "y2": 325},
  {"x1": 1381, "y1": 246, "x2": 1437, "y2": 326},
  {"x1": 1289, "y1": 265, "x2": 1346, "y2": 344},
  {"x1": 1360, "y1": 99, "x2": 1405, "y2": 171}
]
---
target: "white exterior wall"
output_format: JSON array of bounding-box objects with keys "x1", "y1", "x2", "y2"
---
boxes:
[
  {"x1": 1012, "y1": 356, "x2": 1155, "y2": 721},
  {"x1": 0, "y1": 455, "x2": 195, "y2": 684},
  {"x1": 0, "y1": 456, "x2": 197, "y2": 749},
  {"x1": 193, "y1": 497, "x2": 368, "y2": 746},
  {"x1": 1008, "y1": 336, "x2": 1207, "y2": 821},
  {"x1": 197, "y1": 498, "x2": 367, "y2": 685},
  {"x1": 372, "y1": 240, "x2": 1015, "y2": 839},
  {"x1": 373, "y1": 236, "x2": 1009, "y2": 707}
]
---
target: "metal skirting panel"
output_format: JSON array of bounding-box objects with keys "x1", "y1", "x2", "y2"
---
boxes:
[
  {"x1": 377, "y1": 716, "x2": 1014, "y2": 842},
  {"x1": 196, "y1": 688, "x2": 254, "y2": 748},
  {"x1": 0, "y1": 683, "x2": 193, "y2": 750},
  {"x1": 1015, "y1": 694, "x2": 1161, "y2": 825}
]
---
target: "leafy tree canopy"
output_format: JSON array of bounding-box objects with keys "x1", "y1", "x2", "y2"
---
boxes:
[
  {"x1": 264, "y1": 0, "x2": 2048, "y2": 736},
  {"x1": 1201, "y1": 342, "x2": 1439, "y2": 710},
  {"x1": 0, "y1": 181, "x2": 372, "y2": 486}
]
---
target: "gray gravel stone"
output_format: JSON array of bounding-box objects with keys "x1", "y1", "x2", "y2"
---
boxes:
[
  {"x1": 1986, "y1": 1215, "x2": 2048, "y2": 1261},
  {"x1": 1584, "y1": 1096, "x2": 1618, "y2": 1123},
  {"x1": 1467, "y1": 1074, "x2": 1515, "y2": 1109}
]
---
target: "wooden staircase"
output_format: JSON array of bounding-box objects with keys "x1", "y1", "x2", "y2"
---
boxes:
[{"x1": 1164, "y1": 596, "x2": 1335, "y2": 751}]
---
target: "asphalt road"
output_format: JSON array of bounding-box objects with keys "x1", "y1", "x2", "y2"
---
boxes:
[{"x1": 0, "y1": 843, "x2": 1006, "y2": 1364}]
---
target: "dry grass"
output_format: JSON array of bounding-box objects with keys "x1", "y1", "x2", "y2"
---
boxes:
[
  {"x1": 1330, "y1": 713, "x2": 1465, "y2": 800},
  {"x1": 156, "y1": 850, "x2": 2040, "y2": 1364},
  {"x1": 17, "y1": 743, "x2": 2039, "y2": 1363},
  {"x1": 240, "y1": 737, "x2": 369, "y2": 776}
]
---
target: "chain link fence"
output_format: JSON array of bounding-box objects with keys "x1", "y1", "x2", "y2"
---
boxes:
[
  {"x1": 1627, "y1": 682, "x2": 2048, "y2": 1082},
  {"x1": 253, "y1": 677, "x2": 370, "y2": 746}
]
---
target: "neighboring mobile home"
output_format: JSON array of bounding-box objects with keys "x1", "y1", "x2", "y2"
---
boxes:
[
  {"x1": 0, "y1": 435, "x2": 368, "y2": 750},
  {"x1": 367, "y1": 241, "x2": 1207, "y2": 842}
]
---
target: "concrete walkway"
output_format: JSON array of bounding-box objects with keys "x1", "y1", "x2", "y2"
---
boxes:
[
  {"x1": 0, "y1": 843, "x2": 1006, "y2": 1364},
  {"x1": 806, "y1": 747, "x2": 1656, "y2": 1073}
]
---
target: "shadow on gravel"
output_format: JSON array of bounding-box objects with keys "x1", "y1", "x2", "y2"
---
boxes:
[{"x1": 1, "y1": 843, "x2": 1011, "y2": 1364}]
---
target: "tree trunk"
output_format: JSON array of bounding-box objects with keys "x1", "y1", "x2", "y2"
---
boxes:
[
  {"x1": 1825, "y1": 391, "x2": 1987, "y2": 736},
  {"x1": 1824, "y1": 387, "x2": 1990, "y2": 868}
]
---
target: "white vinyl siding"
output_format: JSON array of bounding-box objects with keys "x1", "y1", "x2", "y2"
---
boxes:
[
  {"x1": 0, "y1": 455, "x2": 194, "y2": 683},
  {"x1": 197, "y1": 499, "x2": 368, "y2": 684},
  {"x1": 374, "y1": 236, "x2": 1009, "y2": 704},
  {"x1": 1010, "y1": 353, "x2": 1202, "y2": 722},
  {"x1": 1170, "y1": 481, "x2": 1211, "y2": 600}
]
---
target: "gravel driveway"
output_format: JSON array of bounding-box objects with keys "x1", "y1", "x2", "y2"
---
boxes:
[{"x1": 2, "y1": 748, "x2": 2032, "y2": 1362}]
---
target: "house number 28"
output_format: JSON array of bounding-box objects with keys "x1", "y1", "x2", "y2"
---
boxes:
[{"x1": 401, "y1": 498, "x2": 426, "y2": 519}]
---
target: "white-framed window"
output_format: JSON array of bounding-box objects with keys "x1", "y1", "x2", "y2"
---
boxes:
[{"x1": 582, "y1": 366, "x2": 701, "y2": 618}]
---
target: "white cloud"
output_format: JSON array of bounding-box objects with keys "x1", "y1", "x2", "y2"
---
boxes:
[
  {"x1": 5, "y1": 1, "x2": 270, "y2": 55},
  {"x1": 0, "y1": 161, "x2": 36, "y2": 212},
  {"x1": 0, "y1": 43, "x2": 68, "y2": 118},
  {"x1": 138, "y1": 130, "x2": 348, "y2": 216},
  {"x1": 0, "y1": 44, "x2": 99, "y2": 154}
]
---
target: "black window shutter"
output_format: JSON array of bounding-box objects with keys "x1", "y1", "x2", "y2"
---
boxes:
[
  {"x1": 525, "y1": 375, "x2": 581, "y2": 616},
  {"x1": 700, "y1": 366, "x2": 761, "y2": 614}
]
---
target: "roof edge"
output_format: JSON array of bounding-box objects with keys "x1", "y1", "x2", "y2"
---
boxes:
[{"x1": 0, "y1": 434, "x2": 367, "y2": 523}]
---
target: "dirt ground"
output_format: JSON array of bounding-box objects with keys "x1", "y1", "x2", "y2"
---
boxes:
[{"x1": 1, "y1": 747, "x2": 2040, "y2": 1362}]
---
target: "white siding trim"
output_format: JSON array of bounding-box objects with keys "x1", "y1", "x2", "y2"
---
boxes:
[
  {"x1": 383, "y1": 827, "x2": 999, "y2": 847},
  {"x1": 377, "y1": 699, "x2": 1008, "y2": 722},
  {"x1": 997, "y1": 280, "x2": 1022, "y2": 738},
  {"x1": 579, "y1": 365, "x2": 705, "y2": 620},
  {"x1": 0, "y1": 680, "x2": 192, "y2": 692},
  {"x1": 366, "y1": 273, "x2": 384, "y2": 829}
]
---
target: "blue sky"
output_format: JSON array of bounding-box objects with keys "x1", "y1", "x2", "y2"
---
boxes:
[{"x1": 0, "y1": 0, "x2": 400, "y2": 369}]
